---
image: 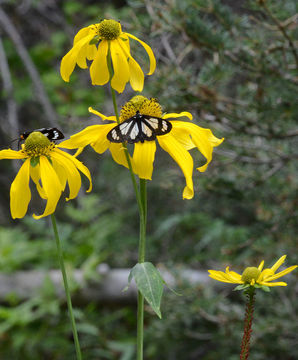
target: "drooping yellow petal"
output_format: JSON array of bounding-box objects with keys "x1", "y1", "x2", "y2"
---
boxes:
[
  {"x1": 59, "y1": 125, "x2": 105, "y2": 149},
  {"x1": 60, "y1": 34, "x2": 96, "y2": 82},
  {"x1": 30, "y1": 163, "x2": 47, "y2": 199},
  {"x1": 73, "y1": 26, "x2": 92, "y2": 45},
  {"x1": 117, "y1": 38, "x2": 144, "y2": 91},
  {"x1": 126, "y1": 33, "x2": 156, "y2": 75},
  {"x1": 76, "y1": 41, "x2": 97, "y2": 68},
  {"x1": 91, "y1": 123, "x2": 117, "y2": 154},
  {"x1": 270, "y1": 255, "x2": 287, "y2": 272},
  {"x1": 51, "y1": 158, "x2": 67, "y2": 192},
  {"x1": 0, "y1": 149, "x2": 26, "y2": 159},
  {"x1": 109, "y1": 143, "x2": 131, "y2": 169},
  {"x1": 110, "y1": 41, "x2": 130, "y2": 93},
  {"x1": 133, "y1": 141, "x2": 156, "y2": 180},
  {"x1": 158, "y1": 134, "x2": 194, "y2": 199},
  {"x1": 10, "y1": 159, "x2": 31, "y2": 219},
  {"x1": 50, "y1": 151, "x2": 82, "y2": 200},
  {"x1": 53, "y1": 148, "x2": 92, "y2": 193},
  {"x1": 88, "y1": 107, "x2": 117, "y2": 121},
  {"x1": 33, "y1": 156, "x2": 63, "y2": 219},
  {"x1": 171, "y1": 121, "x2": 224, "y2": 172},
  {"x1": 90, "y1": 40, "x2": 110, "y2": 85}
]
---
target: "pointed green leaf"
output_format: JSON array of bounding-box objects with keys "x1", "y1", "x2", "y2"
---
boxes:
[
  {"x1": 233, "y1": 284, "x2": 249, "y2": 291},
  {"x1": 131, "y1": 262, "x2": 164, "y2": 318}
]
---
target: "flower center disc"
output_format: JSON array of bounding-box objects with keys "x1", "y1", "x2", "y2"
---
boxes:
[
  {"x1": 24, "y1": 132, "x2": 54, "y2": 157},
  {"x1": 97, "y1": 19, "x2": 121, "y2": 40}
]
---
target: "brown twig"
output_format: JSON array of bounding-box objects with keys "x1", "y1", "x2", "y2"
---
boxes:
[
  {"x1": 0, "y1": 35, "x2": 18, "y2": 137},
  {"x1": 0, "y1": 6, "x2": 58, "y2": 126}
]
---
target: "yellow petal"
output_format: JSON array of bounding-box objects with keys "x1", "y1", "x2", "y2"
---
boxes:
[
  {"x1": 162, "y1": 112, "x2": 193, "y2": 121},
  {"x1": 30, "y1": 163, "x2": 47, "y2": 199},
  {"x1": 126, "y1": 33, "x2": 156, "y2": 75},
  {"x1": 208, "y1": 270, "x2": 241, "y2": 284},
  {"x1": 264, "y1": 265, "x2": 297, "y2": 282},
  {"x1": 88, "y1": 107, "x2": 117, "y2": 121},
  {"x1": 59, "y1": 125, "x2": 105, "y2": 149},
  {"x1": 73, "y1": 26, "x2": 92, "y2": 45},
  {"x1": 260, "y1": 281, "x2": 287, "y2": 287},
  {"x1": 258, "y1": 260, "x2": 265, "y2": 271},
  {"x1": 60, "y1": 34, "x2": 95, "y2": 82},
  {"x1": 117, "y1": 38, "x2": 144, "y2": 91},
  {"x1": 91, "y1": 123, "x2": 117, "y2": 154},
  {"x1": 76, "y1": 41, "x2": 97, "y2": 68},
  {"x1": 171, "y1": 121, "x2": 224, "y2": 172},
  {"x1": 53, "y1": 148, "x2": 92, "y2": 193},
  {"x1": 270, "y1": 255, "x2": 287, "y2": 272},
  {"x1": 90, "y1": 40, "x2": 110, "y2": 86},
  {"x1": 0, "y1": 149, "x2": 26, "y2": 159},
  {"x1": 109, "y1": 143, "x2": 131, "y2": 169},
  {"x1": 133, "y1": 141, "x2": 156, "y2": 180},
  {"x1": 158, "y1": 134, "x2": 194, "y2": 199},
  {"x1": 33, "y1": 156, "x2": 62, "y2": 219},
  {"x1": 51, "y1": 158, "x2": 67, "y2": 191},
  {"x1": 110, "y1": 41, "x2": 130, "y2": 93},
  {"x1": 10, "y1": 159, "x2": 31, "y2": 219},
  {"x1": 51, "y1": 151, "x2": 81, "y2": 200}
]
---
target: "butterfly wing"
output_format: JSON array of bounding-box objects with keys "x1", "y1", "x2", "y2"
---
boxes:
[
  {"x1": 107, "y1": 114, "x2": 172, "y2": 144},
  {"x1": 39, "y1": 128, "x2": 65, "y2": 140}
]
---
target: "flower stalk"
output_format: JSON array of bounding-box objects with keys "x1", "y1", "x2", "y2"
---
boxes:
[
  {"x1": 136, "y1": 178, "x2": 147, "y2": 360},
  {"x1": 240, "y1": 287, "x2": 256, "y2": 360},
  {"x1": 108, "y1": 51, "x2": 147, "y2": 357},
  {"x1": 51, "y1": 214, "x2": 82, "y2": 360}
]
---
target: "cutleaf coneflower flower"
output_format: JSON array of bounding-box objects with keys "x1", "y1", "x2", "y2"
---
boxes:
[
  {"x1": 60, "y1": 19, "x2": 156, "y2": 93},
  {"x1": 208, "y1": 255, "x2": 297, "y2": 288},
  {"x1": 209, "y1": 256, "x2": 297, "y2": 360},
  {"x1": 0, "y1": 131, "x2": 92, "y2": 219},
  {"x1": 59, "y1": 96, "x2": 224, "y2": 199}
]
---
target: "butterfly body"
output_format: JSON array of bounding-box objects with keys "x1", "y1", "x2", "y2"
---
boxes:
[{"x1": 107, "y1": 111, "x2": 172, "y2": 144}]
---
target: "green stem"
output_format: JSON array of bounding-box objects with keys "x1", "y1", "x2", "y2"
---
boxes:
[
  {"x1": 136, "y1": 179, "x2": 147, "y2": 360},
  {"x1": 107, "y1": 47, "x2": 147, "y2": 359},
  {"x1": 50, "y1": 214, "x2": 82, "y2": 360}
]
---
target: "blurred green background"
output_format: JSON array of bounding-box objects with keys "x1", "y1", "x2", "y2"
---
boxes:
[{"x1": 0, "y1": 0, "x2": 297, "y2": 359}]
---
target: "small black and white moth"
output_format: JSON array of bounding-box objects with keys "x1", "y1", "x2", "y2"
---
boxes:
[
  {"x1": 19, "y1": 128, "x2": 65, "y2": 142},
  {"x1": 107, "y1": 111, "x2": 172, "y2": 144}
]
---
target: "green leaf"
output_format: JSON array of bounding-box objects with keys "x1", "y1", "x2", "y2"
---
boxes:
[
  {"x1": 30, "y1": 157, "x2": 39, "y2": 167},
  {"x1": 130, "y1": 262, "x2": 164, "y2": 318},
  {"x1": 233, "y1": 284, "x2": 249, "y2": 291},
  {"x1": 260, "y1": 285, "x2": 270, "y2": 292}
]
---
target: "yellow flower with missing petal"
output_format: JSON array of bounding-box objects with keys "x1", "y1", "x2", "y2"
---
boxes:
[
  {"x1": 208, "y1": 255, "x2": 297, "y2": 287},
  {"x1": 0, "y1": 132, "x2": 92, "y2": 219},
  {"x1": 59, "y1": 96, "x2": 223, "y2": 199},
  {"x1": 60, "y1": 19, "x2": 156, "y2": 93}
]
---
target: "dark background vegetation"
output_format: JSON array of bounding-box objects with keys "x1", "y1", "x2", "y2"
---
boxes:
[{"x1": 0, "y1": 0, "x2": 297, "y2": 359}]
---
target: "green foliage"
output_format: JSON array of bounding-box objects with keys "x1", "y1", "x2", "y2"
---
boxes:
[{"x1": 128, "y1": 262, "x2": 164, "y2": 318}]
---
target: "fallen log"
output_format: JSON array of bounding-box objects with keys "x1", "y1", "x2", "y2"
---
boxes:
[{"x1": 0, "y1": 264, "x2": 216, "y2": 303}]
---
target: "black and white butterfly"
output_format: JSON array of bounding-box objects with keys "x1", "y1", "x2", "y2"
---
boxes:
[
  {"x1": 107, "y1": 111, "x2": 172, "y2": 144},
  {"x1": 19, "y1": 127, "x2": 65, "y2": 142},
  {"x1": 12, "y1": 127, "x2": 65, "y2": 149}
]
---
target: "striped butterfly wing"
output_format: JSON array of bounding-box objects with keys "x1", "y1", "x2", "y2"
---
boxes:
[{"x1": 107, "y1": 112, "x2": 172, "y2": 144}]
